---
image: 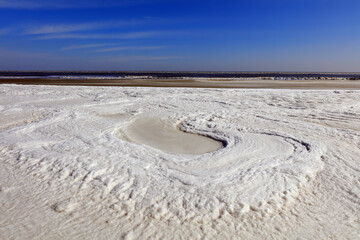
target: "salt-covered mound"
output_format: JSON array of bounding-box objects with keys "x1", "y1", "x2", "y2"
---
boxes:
[
  {"x1": 122, "y1": 117, "x2": 223, "y2": 154},
  {"x1": 0, "y1": 85, "x2": 359, "y2": 239}
]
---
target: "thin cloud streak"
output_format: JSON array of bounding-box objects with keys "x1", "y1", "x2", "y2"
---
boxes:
[
  {"x1": 101, "y1": 55, "x2": 180, "y2": 62},
  {"x1": 0, "y1": 0, "x2": 178, "y2": 9},
  {"x1": 37, "y1": 31, "x2": 182, "y2": 40},
  {"x1": 93, "y1": 46, "x2": 166, "y2": 52},
  {"x1": 0, "y1": 28, "x2": 11, "y2": 35},
  {"x1": 0, "y1": 0, "x2": 94, "y2": 9},
  {"x1": 61, "y1": 43, "x2": 116, "y2": 50},
  {"x1": 25, "y1": 19, "x2": 147, "y2": 35},
  {"x1": 27, "y1": 23, "x2": 109, "y2": 35},
  {"x1": 0, "y1": 0, "x2": 43, "y2": 9}
]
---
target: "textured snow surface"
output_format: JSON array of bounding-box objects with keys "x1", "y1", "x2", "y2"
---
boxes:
[{"x1": 0, "y1": 85, "x2": 359, "y2": 239}]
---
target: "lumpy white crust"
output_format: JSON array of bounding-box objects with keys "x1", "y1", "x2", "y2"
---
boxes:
[{"x1": 0, "y1": 85, "x2": 359, "y2": 239}]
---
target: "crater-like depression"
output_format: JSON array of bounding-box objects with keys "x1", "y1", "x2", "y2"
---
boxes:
[{"x1": 123, "y1": 117, "x2": 223, "y2": 154}]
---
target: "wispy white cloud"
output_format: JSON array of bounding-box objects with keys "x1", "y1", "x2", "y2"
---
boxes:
[
  {"x1": 37, "y1": 31, "x2": 176, "y2": 40},
  {"x1": 26, "y1": 23, "x2": 107, "y2": 35},
  {"x1": 0, "y1": 0, "x2": 113, "y2": 9},
  {"x1": 61, "y1": 43, "x2": 116, "y2": 50},
  {"x1": 0, "y1": 0, "x2": 178, "y2": 9},
  {"x1": 120, "y1": 31, "x2": 163, "y2": 39},
  {"x1": 25, "y1": 19, "x2": 145, "y2": 35},
  {"x1": 0, "y1": 47, "x2": 182, "y2": 71},
  {"x1": 101, "y1": 55, "x2": 180, "y2": 62},
  {"x1": 0, "y1": 27, "x2": 11, "y2": 35},
  {"x1": 61, "y1": 44, "x2": 166, "y2": 52},
  {"x1": 93, "y1": 46, "x2": 166, "y2": 52},
  {"x1": 0, "y1": 0, "x2": 42, "y2": 8}
]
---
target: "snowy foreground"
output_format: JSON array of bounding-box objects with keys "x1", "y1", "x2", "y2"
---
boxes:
[{"x1": 0, "y1": 84, "x2": 359, "y2": 239}]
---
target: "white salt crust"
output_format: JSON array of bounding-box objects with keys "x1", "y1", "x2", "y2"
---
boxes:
[{"x1": 0, "y1": 85, "x2": 359, "y2": 239}]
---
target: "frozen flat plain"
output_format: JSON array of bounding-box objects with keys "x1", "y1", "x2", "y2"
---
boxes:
[{"x1": 0, "y1": 84, "x2": 359, "y2": 239}]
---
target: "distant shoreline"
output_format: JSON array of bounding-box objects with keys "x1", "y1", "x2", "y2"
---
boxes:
[
  {"x1": 1, "y1": 78, "x2": 360, "y2": 89},
  {"x1": 1, "y1": 71, "x2": 360, "y2": 89},
  {"x1": 1, "y1": 71, "x2": 360, "y2": 79}
]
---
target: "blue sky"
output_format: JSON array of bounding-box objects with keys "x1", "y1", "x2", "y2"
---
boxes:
[{"x1": 0, "y1": 0, "x2": 359, "y2": 71}]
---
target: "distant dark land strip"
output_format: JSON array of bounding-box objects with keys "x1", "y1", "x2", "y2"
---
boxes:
[
  {"x1": 1, "y1": 71, "x2": 360, "y2": 79},
  {"x1": 1, "y1": 78, "x2": 360, "y2": 89}
]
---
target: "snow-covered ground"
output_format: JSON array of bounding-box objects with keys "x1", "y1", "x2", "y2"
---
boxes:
[{"x1": 0, "y1": 84, "x2": 359, "y2": 239}]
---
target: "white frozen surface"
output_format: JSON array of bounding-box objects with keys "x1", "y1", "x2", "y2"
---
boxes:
[{"x1": 0, "y1": 85, "x2": 359, "y2": 239}]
